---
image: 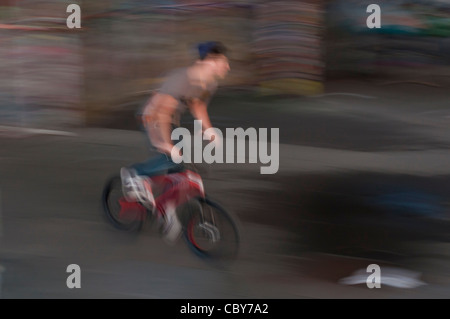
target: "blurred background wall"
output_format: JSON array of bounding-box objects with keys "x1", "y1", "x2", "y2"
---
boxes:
[
  {"x1": 0, "y1": 0, "x2": 82, "y2": 129},
  {"x1": 0, "y1": 0, "x2": 449, "y2": 129},
  {"x1": 325, "y1": 0, "x2": 450, "y2": 81}
]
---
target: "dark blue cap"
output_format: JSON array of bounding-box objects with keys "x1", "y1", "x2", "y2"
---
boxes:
[{"x1": 197, "y1": 41, "x2": 227, "y2": 60}]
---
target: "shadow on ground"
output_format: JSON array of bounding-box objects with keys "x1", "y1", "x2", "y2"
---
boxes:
[{"x1": 232, "y1": 171, "x2": 450, "y2": 263}]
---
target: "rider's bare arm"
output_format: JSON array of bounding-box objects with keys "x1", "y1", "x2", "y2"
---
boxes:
[{"x1": 188, "y1": 98, "x2": 212, "y2": 132}]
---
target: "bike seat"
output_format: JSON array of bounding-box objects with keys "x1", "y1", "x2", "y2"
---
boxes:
[{"x1": 167, "y1": 165, "x2": 185, "y2": 174}]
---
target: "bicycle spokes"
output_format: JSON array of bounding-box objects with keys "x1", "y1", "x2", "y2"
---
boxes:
[{"x1": 199, "y1": 222, "x2": 220, "y2": 242}]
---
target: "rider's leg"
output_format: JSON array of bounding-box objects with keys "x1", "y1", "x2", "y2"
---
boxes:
[
  {"x1": 121, "y1": 152, "x2": 184, "y2": 205},
  {"x1": 162, "y1": 200, "x2": 182, "y2": 244},
  {"x1": 130, "y1": 152, "x2": 182, "y2": 177},
  {"x1": 121, "y1": 119, "x2": 183, "y2": 203},
  {"x1": 131, "y1": 118, "x2": 184, "y2": 177}
]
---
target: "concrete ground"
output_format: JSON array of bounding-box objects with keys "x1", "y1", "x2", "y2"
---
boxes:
[{"x1": 0, "y1": 80, "x2": 449, "y2": 299}]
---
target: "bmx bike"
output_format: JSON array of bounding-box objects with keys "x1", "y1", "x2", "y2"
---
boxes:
[{"x1": 102, "y1": 163, "x2": 240, "y2": 265}]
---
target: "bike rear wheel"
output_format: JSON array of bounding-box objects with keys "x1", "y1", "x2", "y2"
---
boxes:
[
  {"x1": 102, "y1": 175, "x2": 146, "y2": 231},
  {"x1": 183, "y1": 197, "x2": 240, "y2": 266}
]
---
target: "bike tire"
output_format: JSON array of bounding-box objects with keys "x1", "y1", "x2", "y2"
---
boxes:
[
  {"x1": 102, "y1": 175, "x2": 146, "y2": 231},
  {"x1": 183, "y1": 197, "x2": 240, "y2": 266}
]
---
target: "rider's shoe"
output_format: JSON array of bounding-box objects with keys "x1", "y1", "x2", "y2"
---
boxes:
[
  {"x1": 120, "y1": 167, "x2": 155, "y2": 209},
  {"x1": 121, "y1": 167, "x2": 139, "y2": 201},
  {"x1": 162, "y1": 202, "x2": 182, "y2": 244}
]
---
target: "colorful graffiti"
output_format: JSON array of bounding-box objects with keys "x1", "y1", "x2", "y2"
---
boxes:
[{"x1": 326, "y1": 0, "x2": 450, "y2": 77}]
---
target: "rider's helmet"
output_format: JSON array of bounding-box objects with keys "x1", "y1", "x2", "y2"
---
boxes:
[{"x1": 197, "y1": 41, "x2": 228, "y2": 60}]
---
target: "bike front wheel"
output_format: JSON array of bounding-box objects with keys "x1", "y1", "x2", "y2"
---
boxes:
[
  {"x1": 102, "y1": 175, "x2": 146, "y2": 231},
  {"x1": 183, "y1": 197, "x2": 240, "y2": 266}
]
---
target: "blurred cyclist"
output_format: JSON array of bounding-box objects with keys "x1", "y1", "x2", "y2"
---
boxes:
[{"x1": 120, "y1": 41, "x2": 230, "y2": 209}]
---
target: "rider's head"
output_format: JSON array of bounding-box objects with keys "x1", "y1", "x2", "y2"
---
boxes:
[{"x1": 197, "y1": 41, "x2": 230, "y2": 79}]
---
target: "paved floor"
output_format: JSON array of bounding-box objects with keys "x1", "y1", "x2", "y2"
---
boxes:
[{"x1": 1, "y1": 81, "x2": 449, "y2": 299}]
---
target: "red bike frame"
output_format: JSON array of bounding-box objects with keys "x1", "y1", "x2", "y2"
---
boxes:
[{"x1": 119, "y1": 170, "x2": 205, "y2": 221}]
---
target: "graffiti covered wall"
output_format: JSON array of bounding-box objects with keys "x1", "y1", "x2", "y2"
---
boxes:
[
  {"x1": 325, "y1": 0, "x2": 450, "y2": 81},
  {"x1": 0, "y1": 0, "x2": 83, "y2": 129},
  {"x1": 2, "y1": 0, "x2": 448, "y2": 129}
]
